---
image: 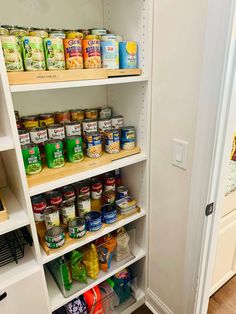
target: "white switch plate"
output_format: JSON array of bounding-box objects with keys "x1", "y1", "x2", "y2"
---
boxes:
[{"x1": 172, "y1": 139, "x2": 188, "y2": 170}]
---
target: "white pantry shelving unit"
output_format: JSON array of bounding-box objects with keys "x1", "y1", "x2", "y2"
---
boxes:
[{"x1": 0, "y1": 1, "x2": 153, "y2": 313}]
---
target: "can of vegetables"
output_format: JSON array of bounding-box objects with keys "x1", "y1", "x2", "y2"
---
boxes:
[
  {"x1": 21, "y1": 144, "x2": 42, "y2": 175},
  {"x1": 82, "y1": 36, "x2": 101, "y2": 69},
  {"x1": 44, "y1": 37, "x2": 65, "y2": 70},
  {"x1": 64, "y1": 38, "x2": 83, "y2": 69},
  {"x1": 65, "y1": 136, "x2": 84, "y2": 163},
  {"x1": 45, "y1": 139, "x2": 65, "y2": 169}
]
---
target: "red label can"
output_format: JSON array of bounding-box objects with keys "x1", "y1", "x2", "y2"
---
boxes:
[
  {"x1": 91, "y1": 178, "x2": 103, "y2": 200},
  {"x1": 104, "y1": 172, "x2": 116, "y2": 192}
]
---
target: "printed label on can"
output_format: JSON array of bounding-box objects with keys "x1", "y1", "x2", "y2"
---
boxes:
[
  {"x1": 98, "y1": 119, "x2": 112, "y2": 133},
  {"x1": 34, "y1": 211, "x2": 45, "y2": 222},
  {"x1": 82, "y1": 120, "x2": 97, "y2": 135},
  {"x1": 30, "y1": 129, "x2": 48, "y2": 144},
  {"x1": 19, "y1": 133, "x2": 30, "y2": 145},
  {"x1": 91, "y1": 182, "x2": 103, "y2": 199},
  {"x1": 61, "y1": 204, "x2": 76, "y2": 225},
  {"x1": 65, "y1": 123, "x2": 81, "y2": 137},
  {"x1": 45, "y1": 211, "x2": 60, "y2": 230},
  {"x1": 101, "y1": 41, "x2": 119, "y2": 69},
  {"x1": 78, "y1": 198, "x2": 91, "y2": 216},
  {"x1": 48, "y1": 126, "x2": 65, "y2": 140},
  {"x1": 112, "y1": 116, "x2": 124, "y2": 129}
]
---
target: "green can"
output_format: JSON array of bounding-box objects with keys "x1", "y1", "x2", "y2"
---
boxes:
[
  {"x1": 21, "y1": 144, "x2": 42, "y2": 175},
  {"x1": 45, "y1": 139, "x2": 65, "y2": 169},
  {"x1": 65, "y1": 136, "x2": 84, "y2": 163}
]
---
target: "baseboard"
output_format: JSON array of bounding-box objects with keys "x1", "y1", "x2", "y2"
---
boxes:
[{"x1": 146, "y1": 288, "x2": 174, "y2": 314}]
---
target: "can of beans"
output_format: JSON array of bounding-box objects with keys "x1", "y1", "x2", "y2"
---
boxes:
[
  {"x1": 86, "y1": 132, "x2": 102, "y2": 158},
  {"x1": 85, "y1": 211, "x2": 102, "y2": 231},
  {"x1": 77, "y1": 195, "x2": 91, "y2": 216},
  {"x1": 61, "y1": 198, "x2": 76, "y2": 225},
  {"x1": 101, "y1": 204, "x2": 117, "y2": 224},
  {"x1": 46, "y1": 190, "x2": 63, "y2": 207},
  {"x1": 55, "y1": 111, "x2": 70, "y2": 124},
  {"x1": 117, "y1": 186, "x2": 129, "y2": 200},
  {"x1": 65, "y1": 121, "x2": 81, "y2": 137},
  {"x1": 103, "y1": 190, "x2": 116, "y2": 204},
  {"x1": 21, "y1": 144, "x2": 42, "y2": 175},
  {"x1": 104, "y1": 129, "x2": 120, "y2": 154},
  {"x1": 111, "y1": 115, "x2": 124, "y2": 129},
  {"x1": 120, "y1": 126, "x2": 136, "y2": 150},
  {"x1": 21, "y1": 115, "x2": 39, "y2": 129},
  {"x1": 48, "y1": 124, "x2": 65, "y2": 140},
  {"x1": 82, "y1": 119, "x2": 98, "y2": 137},
  {"x1": 38, "y1": 113, "x2": 55, "y2": 127},
  {"x1": 44, "y1": 205, "x2": 60, "y2": 230},
  {"x1": 85, "y1": 109, "x2": 99, "y2": 120},
  {"x1": 18, "y1": 129, "x2": 30, "y2": 146},
  {"x1": 31, "y1": 194, "x2": 47, "y2": 222},
  {"x1": 45, "y1": 139, "x2": 65, "y2": 169},
  {"x1": 69, "y1": 217, "x2": 86, "y2": 238},
  {"x1": 70, "y1": 109, "x2": 84, "y2": 121},
  {"x1": 61, "y1": 185, "x2": 75, "y2": 200},
  {"x1": 76, "y1": 180, "x2": 90, "y2": 196},
  {"x1": 91, "y1": 177, "x2": 103, "y2": 200},
  {"x1": 99, "y1": 107, "x2": 112, "y2": 119},
  {"x1": 30, "y1": 127, "x2": 48, "y2": 152},
  {"x1": 98, "y1": 118, "x2": 112, "y2": 134},
  {"x1": 65, "y1": 136, "x2": 84, "y2": 163},
  {"x1": 104, "y1": 172, "x2": 116, "y2": 191}
]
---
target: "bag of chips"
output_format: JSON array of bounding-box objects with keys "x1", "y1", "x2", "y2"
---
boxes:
[
  {"x1": 82, "y1": 244, "x2": 99, "y2": 279},
  {"x1": 70, "y1": 250, "x2": 87, "y2": 283},
  {"x1": 96, "y1": 234, "x2": 117, "y2": 272},
  {"x1": 83, "y1": 286, "x2": 104, "y2": 314},
  {"x1": 64, "y1": 295, "x2": 88, "y2": 314},
  {"x1": 114, "y1": 228, "x2": 131, "y2": 262}
]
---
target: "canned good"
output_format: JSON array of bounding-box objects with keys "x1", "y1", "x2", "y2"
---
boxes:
[
  {"x1": 66, "y1": 30, "x2": 83, "y2": 39},
  {"x1": 31, "y1": 194, "x2": 47, "y2": 222},
  {"x1": 65, "y1": 121, "x2": 81, "y2": 137},
  {"x1": 61, "y1": 185, "x2": 75, "y2": 200},
  {"x1": 98, "y1": 118, "x2": 112, "y2": 134},
  {"x1": 14, "y1": 110, "x2": 21, "y2": 129},
  {"x1": 101, "y1": 204, "x2": 117, "y2": 224},
  {"x1": 91, "y1": 28, "x2": 107, "y2": 38},
  {"x1": 22, "y1": 36, "x2": 46, "y2": 71},
  {"x1": 70, "y1": 109, "x2": 84, "y2": 121},
  {"x1": 101, "y1": 34, "x2": 117, "y2": 42},
  {"x1": 111, "y1": 115, "x2": 124, "y2": 129},
  {"x1": 21, "y1": 144, "x2": 42, "y2": 175},
  {"x1": 10, "y1": 28, "x2": 29, "y2": 38},
  {"x1": 49, "y1": 29, "x2": 66, "y2": 39},
  {"x1": 64, "y1": 38, "x2": 83, "y2": 69},
  {"x1": 21, "y1": 115, "x2": 39, "y2": 129},
  {"x1": 82, "y1": 37, "x2": 101, "y2": 69},
  {"x1": 117, "y1": 186, "x2": 129, "y2": 200},
  {"x1": 30, "y1": 127, "x2": 48, "y2": 144},
  {"x1": 103, "y1": 190, "x2": 116, "y2": 204},
  {"x1": 120, "y1": 126, "x2": 136, "y2": 150},
  {"x1": 29, "y1": 28, "x2": 49, "y2": 38},
  {"x1": 91, "y1": 178, "x2": 103, "y2": 200},
  {"x1": 86, "y1": 132, "x2": 102, "y2": 158},
  {"x1": 48, "y1": 124, "x2": 65, "y2": 140},
  {"x1": 84, "y1": 109, "x2": 99, "y2": 120},
  {"x1": 1, "y1": 36, "x2": 24, "y2": 72},
  {"x1": 76, "y1": 180, "x2": 90, "y2": 196},
  {"x1": 46, "y1": 190, "x2": 63, "y2": 207},
  {"x1": 46, "y1": 237, "x2": 65, "y2": 249},
  {"x1": 119, "y1": 41, "x2": 138, "y2": 69},
  {"x1": 61, "y1": 198, "x2": 76, "y2": 225},
  {"x1": 44, "y1": 37, "x2": 65, "y2": 70},
  {"x1": 79, "y1": 29, "x2": 90, "y2": 37},
  {"x1": 45, "y1": 226, "x2": 65, "y2": 243},
  {"x1": 65, "y1": 136, "x2": 84, "y2": 163},
  {"x1": 69, "y1": 217, "x2": 86, "y2": 238},
  {"x1": 18, "y1": 129, "x2": 30, "y2": 146},
  {"x1": 85, "y1": 211, "x2": 102, "y2": 231},
  {"x1": 45, "y1": 139, "x2": 65, "y2": 169},
  {"x1": 104, "y1": 172, "x2": 116, "y2": 191},
  {"x1": 101, "y1": 40, "x2": 119, "y2": 69},
  {"x1": 55, "y1": 111, "x2": 70, "y2": 124},
  {"x1": 0, "y1": 27, "x2": 9, "y2": 36},
  {"x1": 44, "y1": 205, "x2": 60, "y2": 230},
  {"x1": 38, "y1": 113, "x2": 55, "y2": 127},
  {"x1": 104, "y1": 129, "x2": 120, "y2": 154},
  {"x1": 77, "y1": 195, "x2": 91, "y2": 216},
  {"x1": 115, "y1": 168, "x2": 122, "y2": 187},
  {"x1": 99, "y1": 107, "x2": 112, "y2": 119},
  {"x1": 82, "y1": 119, "x2": 98, "y2": 136}
]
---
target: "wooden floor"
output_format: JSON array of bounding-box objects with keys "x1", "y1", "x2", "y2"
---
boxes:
[
  {"x1": 133, "y1": 304, "x2": 153, "y2": 313},
  {"x1": 208, "y1": 276, "x2": 236, "y2": 314}
]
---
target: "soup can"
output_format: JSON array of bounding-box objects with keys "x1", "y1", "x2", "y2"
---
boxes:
[
  {"x1": 21, "y1": 144, "x2": 42, "y2": 175},
  {"x1": 44, "y1": 205, "x2": 60, "y2": 230},
  {"x1": 55, "y1": 111, "x2": 70, "y2": 124},
  {"x1": 45, "y1": 227, "x2": 65, "y2": 249},
  {"x1": 85, "y1": 109, "x2": 99, "y2": 120},
  {"x1": 119, "y1": 41, "x2": 138, "y2": 69},
  {"x1": 82, "y1": 119, "x2": 98, "y2": 136},
  {"x1": 44, "y1": 37, "x2": 65, "y2": 70},
  {"x1": 65, "y1": 136, "x2": 84, "y2": 163},
  {"x1": 1, "y1": 36, "x2": 24, "y2": 72},
  {"x1": 45, "y1": 139, "x2": 65, "y2": 169},
  {"x1": 22, "y1": 36, "x2": 46, "y2": 71},
  {"x1": 103, "y1": 190, "x2": 116, "y2": 204},
  {"x1": 91, "y1": 177, "x2": 103, "y2": 200},
  {"x1": 120, "y1": 126, "x2": 136, "y2": 150},
  {"x1": 98, "y1": 118, "x2": 112, "y2": 134},
  {"x1": 85, "y1": 211, "x2": 102, "y2": 232},
  {"x1": 64, "y1": 38, "x2": 83, "y2": 69},
  {"x1": 117, "y1": 186, "x2": 129, "y2": 200},
  {"x1": 69, "y1": 217, "x2": 86, "y2": 238},
  {"x1": 82, "y1": 37, "x2": 101, "y2": 69},
  {"x1": 61, "y1": 184, "x2": 76, "y2": 200},
  {"x1": 77, "y1": 195, "x2": 91, "y2": 216},
  {"x1": 101, "y1": 40, "x2": 119, "y2": 69},
  {"x1": 61, "y1": 198, "x2": 76, "y2": 225},
  {"x1": 31, "y1": 194, "x2": 47, "y2": 222},
  {"x1": 46, "y1": 190, "x2": 63, "y2": 207},
  {"x1": 104, "y1": 129, "x2": 120, "y2": 154},
  {"x1": 99, "y1": 107, "x2": 112, "y2": 119},
  {"x1": 66, "y1": 30, "x2": 83, "y2": 40},
  {"x1": 30, "y1": 127, "x2": 48, "y2": 144},
  {"x1": 18, "y1": 129, "x2": 30, "y2": 146},
  {"x1": 76, "y1": 180, "x2": 90, "y2": 197},
  {"x1": 104, "y1": 172, "x2": 116, "y2": 191},
  {"x1": 49, "y1": 29, "x2": 66, "y2": 39},
  {"x1": 86, "y1": 132, "x2": 102, "y2": 158},
  {"x1": 65, "y1": 121, "x2": 81, "y2": 137},
  {"x1": 38, "y1": 113, "x2": 55, "y2": 127},
  {"x1": 70, "y1": 109, "x2": 84, "y2": 121},
  {"x1": 21, "y1": 115, "x2": 39, "y2": 129},
  {"x1": 111, "y1": 115, "x2": 124, "y2": 129},
  {"x1": 101, "y1": 204, "x2": 117, "y2": 224},
  {"x1": 48, "y1": 124, "x2": 65, "y2": 140}
]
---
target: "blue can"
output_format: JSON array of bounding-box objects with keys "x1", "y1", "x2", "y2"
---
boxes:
[
  {"x1": 101, "y1": 204, "x2": 117, "y2": 224},
  {"x1": 117, "y1": 186, "x2": 129, "y2": 200},
  {"x1": 85, "y1": 211, "x2": 102, "y2": 231},
  {"x1": 120, "y1": 126, "x2": 136, "y2": 150},
  {"x1": 119, "y1": 41, "x2": 138, "y2": 69},
  {"x1": 101, "y1": 41, "x2": 119, "y2": 69}
]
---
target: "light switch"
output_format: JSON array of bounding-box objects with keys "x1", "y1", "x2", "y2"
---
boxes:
[{"x1": 172, "y1": 139, "x2": 188, "y2": 170}]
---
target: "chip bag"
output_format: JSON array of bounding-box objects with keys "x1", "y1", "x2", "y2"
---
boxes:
[
  {"x1": 70, "y1": 250, "x2": 87, "y2": 283},
  {"x1": 96, "y1": 234, "x2": 117, "y2": 272},
  {"x1": 114, "y1": 228, "x2": 131, "y2": 262},
  {"x1": 82, "y1": 244, "x2": 99, "y2": 279}
]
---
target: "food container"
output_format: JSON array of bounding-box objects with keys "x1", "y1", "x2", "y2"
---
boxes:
[
  {"x1": 66, "y1": 30, "x2": 83, "y2": 39},
  {"x1": 46, "y1": 190, "x2": 63, "y2": 207},
  {"x1": 65, "y1": 121, "x2": 81, "y2": 137},
  {"x1": 22, "y1": 36, "x2": 46, "y2": 71},
  {"x1": 47, "y1": 124, "x2": 65, "y2": 140},
  {"x1": 82, "y1": 119, "x2": 98, "y2": 137},
  {"x1": 76, "y1": 180, "x2": 90, "y2": 196},
  {"x1": 61, "y1": 198, "x2": 76, "y2": 225},
  {"x1": 21, "y1": 115, "x2": 39, "y2": 129},
  {"x1": 29, "y1": 28, "x2": 49, "y2": 38},
  {"x1": 55, "y1": 111, "x2": 70, "y2": 124},
  {"x1": 0, "y1": 27, "x2": 9, "y2": 36},
  {"x1": 82, "y1": 36, "x2": 101, "y2": 69},
  {"x1": 120, "y1": 126, "x2": 136, "y2": 150},
  {"x1": 18, "y1": 129, "x2": 30, "y2": 146},
  {"x1": 103, "y1": 190, "x2": 116, "y2": 204},
  {"x1": 117, "y1": 186, "x2": 129, "y2": 200},
  {"x1": 104, "y1": 172, "x2": 116, "y2": 191},
  {"x1": 104, "y1": 129, "x2": 120, "y2": 154},
  {"x1": 29, "y1": 127, "x2": 48, "y2": 149},
  {"x1": 101, "y1": 204, "x2": 117, "y2": 224},
  {"x1": 61, "y1": 185, "x2": 75, "y2": 200},
  {"x1": 38, "y1": 113, "x2": 55, "y2": 127},
  {"x1": 44, "y1": 37, "x2": 65, "y2": 70},
  {"x1": 85, "y1": 211, "x2": 102, "y2": 231},
  {"x1": 44, "y1": 205, "x2": 60, "y2": 230},
  {"x1": 10, "y1": 27, "x2": 29, "y2": 38},
  {"x1": 111, "y1": 115, "x2": 124, "y2": 129},
  {"x1": 45, "y1": 227, "x2": 65, "y2": 249},
  {"x1": 64, "y1": 38, "x2": 83, "y2": 69},
  {"x1": 1, "y1": 36, "x2": 24, "y2": 72},
  {"x1": 45, "y1": 139, "x2": 65, "y2": 169},
  {"x1": 49, "y1": 29, "x2": 66, "y2": 39},
  {"x1": 115, "y1": 197, "x2": 137, "y2": 215},
  {"x1": 86, "y1": 132, "x2": 102, "y2": 158},
  {"x1": 70, "y1": 109, "x2": 84, "y2": 121},
  {"x1": 69, "y1": 217, "x2": 86, "y2": 239},
  {"x1": 77, "y1": 195, "x2": 91, "y2": 216},
  {"x1": 14, "y1": 110, "x2": 21, "y2": 129},
  {"x1": 101, "y1": 34, "x2": 117, "y2": 42},
  {"x1": 79, "y1": 29, "x2": 90, "y2": 37},
  {"x1": 119, "y1": 41, "x2": 138, "y2": 69},
  {"x1": 98, "y1": 118, "x2": 112, "y2": 134},
  {"x1": 85, "y1": 109, "x2": 99, "y2": 120},
  {"x1": 31, "y1": 194, "x2": 47, "y2": 222},
  {"x1": 99, "y1": 107, "x2": 112, "y2": 119},
  {"x1": 91, "y1": 28, "x2": 107, "y2": 38},
  {"x1": 21, "y1": 144, "x2": 42, "y2": 175},
  {"x1": 65, "y1": 136, "x2": 84, "y2": 163},
  {"x1": 91, "y1": 178, "x2": 103, "y2": 200},
  {"x1": 101, "y1": 39, "x2": 119, "y2": 69}
]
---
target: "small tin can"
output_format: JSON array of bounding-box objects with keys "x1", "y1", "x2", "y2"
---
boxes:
[
  {"x1": 69, "y1": 217, "x2": 86, "y2": 238},
  {"x1": 117, "y1": 186, "x2": 129, "y2": 200},
  {"x1": 65, "y1": 121, "x2": 81, "y2": 137},
  {"x1": 104, "y1": 172, "x2": 116, "y2": 191},
  {"x1": 82, "y1": 119, "x2": 98, "y2": 136},
  {"x1": 21, "y1": 144, "x2": 42, "y2": 175},
  {"x1": 120, "y1": 126, "x2": 136, "y2": 150},
  {"x1": 45, "y1": 226, "x2": 65, "y2": 243},
  {"x1": 46, "y1": 190, "x2": 63, "y2": 207},
  {"x1": 45, "y1": 139, "x2": 65, "y2": 169},
  {"x1": 38, "y1": 113, "x2": 55, "y2": 127},
  {"x1": 101, "y1": 204, "x2": 117, "y2": 224},
  {"x1": 76, "y1": 180, "x2": 90, "y2": 196},
  {"x1": 98, "y1": 118, "x2": 112, "y2": 134},
  {"x1": 85, "y1": 211, "x2": 102, "y2": 231},
  {"x1": 104, "y1": 129, "x2": 120, "y2": 154},
  {"x1": 31, "y1": 194, "x2": 47, "y2": 222},
  {"x1": 86, "y1": 132, "x2": 102, "y2": 158},
  {"x1": 70, "y1": 109, "x2": 84, "y2": 121},
  {"x1": 103, "y1": 190, "x2": 116, "y2": 204},
  {"x1": 91, "y1": 177, "x2": 103, "y2": 200},
  {"x1": 55, "y1": 111, "x2": 70, "y2": 124},
  {"x1": 47, "y1": 124, "x2": 65, "y2": 140},
  {"x1": 18, "y1": 129, "x2": 30, "y2": 146},
  {"x1": 99, "y1": 107, "x2": 112, "y2": 119},
  {"x1": 21, "y1": 115, "x2": 39, "y2": 129},
  {"x1": 61, "y1": 185, "x2": 75, "y2": 200},
  {"x1": 65, "y1": 136, "x2": 84, "y2": 163},
  {"x1": 101, "y1": 40, "x2": 119, "y2": 69},
  {"x1": 29, "y1": 127, "x2": 48, "y2": 145},
  {"x1": 44, "y1": 205, "x2": 60, "y2": 230},
  {"x1": 111, "y1": 115, "x2": 124, "y2": 129},
  {"x1": 77, "y1": 195, "x2": 91, "y2": 216},
  {"x1": 61, "y1": 198, "x2": 76, "y2": 225},
  {"x1": 91, "y1": 28, "x2": 107, "y2": 38},
  {"x1": 119, "y1": 41, "x2": 138, "y2": 69},
  {"x1": 85, "y1": 109, "x2": 99, "y2": 120}
]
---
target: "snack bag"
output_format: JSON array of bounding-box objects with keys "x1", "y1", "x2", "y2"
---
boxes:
[
  {"x1": 110, "y1": 268, "x2": 132, "y2": 304},
  {"x1": 82, "y1": 244, "x2": 99, "y2": 279},
  {"x1": 70, "y1": 250, "x2": 87, "y2": 283},
  {"x1": 83, "y1": 286, "x2": 104, "y2": 314},
  {"x1": 64, "y1": 295, "x2": 88, "y2": 314},
  {"x1": 96, "y1": 234, "x2": 117, "y2": 272},
  {"x1": 114, "y1": 228, "x2": 131, "y2": 262}
]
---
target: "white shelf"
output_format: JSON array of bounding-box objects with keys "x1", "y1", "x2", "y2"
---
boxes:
[
  {"x1": 10, "y1": 76, "x2": 149, "y2": 93},
  {"x1": 46, "y1": 245, "x2": 146, "y2": 311},
  {"x1": 0, "y1": 186, "x2": 29, "y2": 236},
  {"x1": 29, "y1": 152, "x2": 148, "y2": 196},
  {"x1": 41, "y1": 209, "x2": 146, "y2": 264},
  {"x1": 118, "y1": 289, "x2": 145, "y2": 314},
  {"x1": 0, "y1": 135, "x2": 14, "y2": 152}
]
